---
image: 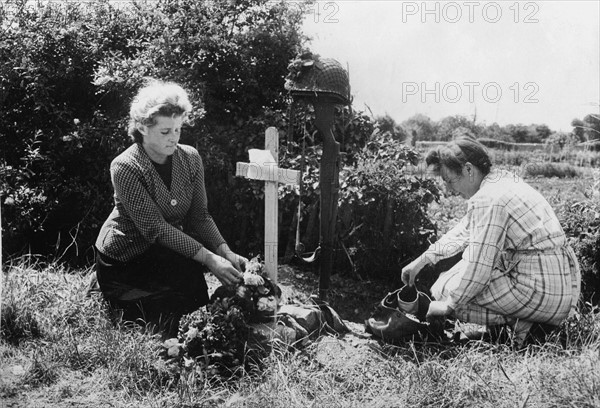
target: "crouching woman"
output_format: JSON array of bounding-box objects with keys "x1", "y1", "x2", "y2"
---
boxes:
[
  {"x1": 402, "y1": 137, "x2": 581, "y2": 342},
  {"x1": 93, "y1": 79, "x2": 247, "y2": 336}
]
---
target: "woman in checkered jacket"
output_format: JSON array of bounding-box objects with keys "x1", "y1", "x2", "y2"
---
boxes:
[
  {"x1": 401, "y1": 137, "x2": 581, "y2": 342},
  {"x1": 93, "y1": 79, "x2": 247, "y2": 336}
]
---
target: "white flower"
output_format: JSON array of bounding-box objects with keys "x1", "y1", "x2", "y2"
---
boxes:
[
  {"x1": 243, "y1": 272, "x2": 264, "y2": 286},
  {"x1": 185, "y1": 327, "x2": 199, "y2": 341},
  {"x1": 163, "y1": 338, "x2": 179, "y2": 348},
  {"x1": 167, "y1": 345, "x2": 181, "y2": 357}
]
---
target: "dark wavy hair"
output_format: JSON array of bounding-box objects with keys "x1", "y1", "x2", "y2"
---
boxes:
[{"x1": 425, "y1": 136, "x2": 492, "y2": 175}]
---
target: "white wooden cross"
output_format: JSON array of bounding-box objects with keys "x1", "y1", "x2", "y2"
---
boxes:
[{"x1": 235, "y1": 127, "x2": 300, "y2": 285}]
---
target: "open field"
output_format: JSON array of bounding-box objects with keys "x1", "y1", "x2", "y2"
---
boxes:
[{"x1": 428, "y1": 170, "x2": 598, "y2": 236}]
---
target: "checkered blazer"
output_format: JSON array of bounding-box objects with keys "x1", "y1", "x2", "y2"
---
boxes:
[
  {"x1": 95, "y1": 143, "x2": 226, "y2": 262},
  {"x1": 423, "y1": 169, "x2": 581, "y2": 324}
]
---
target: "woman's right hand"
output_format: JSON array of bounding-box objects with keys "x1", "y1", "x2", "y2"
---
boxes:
[
  {"x1": 207, "y1": 254, "x2": 243, "y2": 286},
  {"x1": 194, "y1": 248, "x2": 243, "y2": 286},
  {"x1": 401, "y1": 256, "x2": 431, "y2": 287}
]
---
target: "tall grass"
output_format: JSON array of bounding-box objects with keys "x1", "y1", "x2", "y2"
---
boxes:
[
  {"x1": 1, "y1": 260, "x2": 177, "y2": 406},
  {"x1": 2, "y1": 259, "x2": 600, "y2": 407}
]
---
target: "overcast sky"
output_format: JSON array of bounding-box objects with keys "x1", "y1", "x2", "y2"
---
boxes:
[{"x1": 302, "y1": 0, "x2": 600, "y2": 132}]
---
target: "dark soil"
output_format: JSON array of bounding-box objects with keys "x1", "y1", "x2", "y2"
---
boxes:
[{"x1": 206, "y1": 262, "x2": 398, "y2": 325}]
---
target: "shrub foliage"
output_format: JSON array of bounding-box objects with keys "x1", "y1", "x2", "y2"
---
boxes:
[
  {"x1": 558, "y1": 199, "x2": 600, "y2": 305},
  {"x1": 0, "y1": 0, "x2": 441, "y2": 280},
  {"x1": 1, "y1": 0, "x2": 307, "y2": 263},
  {"x1": 2, "y1": 0, "x2": 596, "y2": 290}
]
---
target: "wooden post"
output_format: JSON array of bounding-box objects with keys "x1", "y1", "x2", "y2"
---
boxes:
[
  {"x1": 236, "y1": 127, "x2": 300, "y2": 285},
  {"x1": 313, "y1": 101, "x2": 338, "y2": 302},
  {"x1": 264, "y1": 128, "x2": 279, "y2": 284},
  {"x1": 0, "y1": 202, "x2": 3, "y2": 305}
]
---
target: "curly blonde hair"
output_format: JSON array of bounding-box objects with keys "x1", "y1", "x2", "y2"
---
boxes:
[{"x1": 128, "y1": 79, "x2": 193, "y2": 143}]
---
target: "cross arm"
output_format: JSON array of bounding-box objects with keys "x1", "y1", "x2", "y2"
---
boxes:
[{"x1": 236, "y1": 162, "x2": 300, "y2": 185}]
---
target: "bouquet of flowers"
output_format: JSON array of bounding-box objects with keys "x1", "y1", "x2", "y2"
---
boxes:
[{"x1": 162, "y1": 256, "x2": 281, "y2": 379}]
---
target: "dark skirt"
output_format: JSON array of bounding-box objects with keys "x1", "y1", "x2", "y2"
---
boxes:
[{"x1": 93, "y1": 245, "x2": 210, "y2": 336}]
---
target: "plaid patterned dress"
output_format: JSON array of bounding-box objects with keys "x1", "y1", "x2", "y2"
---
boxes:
[{"x1": 424, "y1": 169, "x2": 581, "y2": 326}]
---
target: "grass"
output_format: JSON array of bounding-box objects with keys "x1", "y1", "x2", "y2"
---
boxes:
[
  {"x1": 2, "y1": 160, "x2": 600, "y2": 407},
  {"x1": 2, "y1": 256, "x2": 600, "y2": 407}
]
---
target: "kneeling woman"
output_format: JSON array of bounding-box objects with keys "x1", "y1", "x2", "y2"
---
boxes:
[
  {"x1": 402, "y1": 137, "x2": 580, "y2": 341},
  {"x1": 94, "y1": 79, "x2": 247, "y2": 336}
]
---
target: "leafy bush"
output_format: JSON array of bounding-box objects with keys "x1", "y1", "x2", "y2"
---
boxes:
[
  {"x1": 336, "y1": 133, "x2": 440, "y2": 279},
  {"x1": 274, "y1": 105, "x2": 440, "y2": 278},
  {"x1": 0, "y1": 0, "x2": 308, "y2": 264},
  {"x1": 575, "y1": 233, "x2": 600, "y2": 306},
  {"x1": 176, "y1": 300, "x2": 250, "y2": 378},
  {"x1": 1, "y1": 111, "x2": 125, "y2": 262},
  {"x1": 558, "y1": 200, "x2": 600, "y2": 305},
  {"x1": 277, "y1": 105, "x2": 377, "y2": 257},
  {"x1": 1, "y1": 0, "x2": 441, "y2": 280}
]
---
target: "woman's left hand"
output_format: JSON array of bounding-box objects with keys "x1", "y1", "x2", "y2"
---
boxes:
[
  {"x1": 426, "y1": 300, "x2": 453, "y2": 318},
  {"x1": 226, "y1": 253, "x2": 248, "y2": 272},
  {"x1": 216, "y1": 244, "x2": 248, "y2": 272}
]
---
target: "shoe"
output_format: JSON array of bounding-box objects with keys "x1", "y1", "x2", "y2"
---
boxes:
[
  {"x1": 365, "y1": 286, "x2": 432, "y2": 342},
  {"x1": 365, "y1": 304, "x2": 426, "y2": 341},
  {"x1": 396, "y1": 285, "x2": 419, "y2": 315}
]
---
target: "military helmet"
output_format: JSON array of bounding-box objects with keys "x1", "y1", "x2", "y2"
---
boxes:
[{"x1": 285, "y1": 52, "x2": 351, "y2": 106}]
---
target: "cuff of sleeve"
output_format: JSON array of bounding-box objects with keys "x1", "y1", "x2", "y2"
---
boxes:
[
  {"x1": 421, "y1": 252, "x2": 435, "y2": 265},
  {"x1": 185, "y1": 241, "x2": 204, "y2": 258},
  {"x1": 446, "y1": 297, "x2": 458, "y2": 312},
  {"x1": 212, "y1": 240, "x2": 228, "y2": 253}
]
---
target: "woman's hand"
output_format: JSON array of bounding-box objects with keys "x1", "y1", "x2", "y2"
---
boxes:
[
  {"x1": 401, "y1": 256, "x2": 431, "y2": 287},
  {"x1": 216, "y1": 243, "x2": 248, "y2": 272},
  {"x1": 224, "y1": 252, "x2": 248, "y2": 273},
  {"x1": 206, "y1": 253, "x2": 243, "y2": 286},
  {"x1": 194, "y1": 247, "x2": 243, "y2": 286}
]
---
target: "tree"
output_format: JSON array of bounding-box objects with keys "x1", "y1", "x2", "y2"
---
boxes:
[
  {"x1": 571, "y1": 118, "x2": 587, "y2": 142},
  {"x1": 504, "y1": 124, "x2": 530, "y2": 143},
  {"x1": 480, "y1": 122, "x2": 513, "y2": 142},
  {"x1": 435, "y1": 115, "x2": 482, "y2": 141},
  {"x1": 375, "y1": 114, "x2": 408, "y2": 142},
  {"x1": 401, "y1": 114, "x2": 436, "y2": 142},
  {"x1": 92, "y1": 0, "x2": 308, "y2": 127},
  {"x1": 545, "y1": 131, "x2": 575, "y2": 150},
  {"x1": 582, "y1": 114, "x2": 600, "y2": 142},
  {"x1": 0, "y1": 0, "x2": 311, "y2": 263},
  {"x1": 451, "y1": 126, "x2": 476, "y2": 139},
  {"x1": 535, "y1": 124, "x2": 552, "y2": 141},
  {"x1": 571, "y1": 114, "x2": 600, "y2": 146}
]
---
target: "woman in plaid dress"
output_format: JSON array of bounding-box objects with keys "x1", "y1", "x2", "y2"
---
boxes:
[
  {"x1": 93, "y1": 80, "x2": 247, "y2": 336},
  {"x1": 402, "y1": 137, "x2": 581, "y2": 341}
]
